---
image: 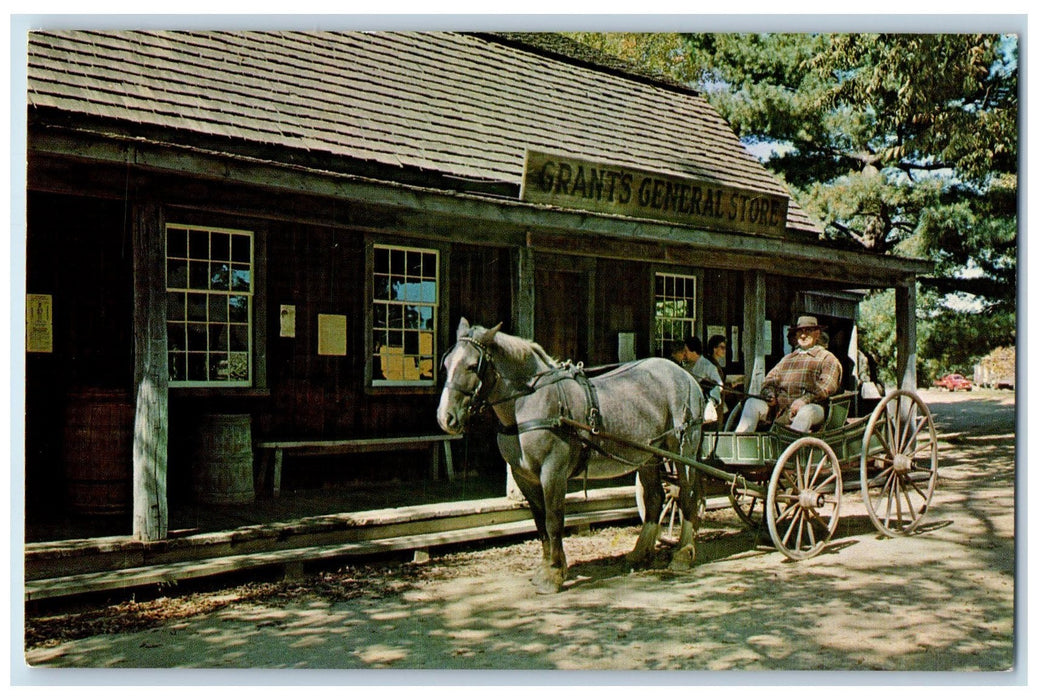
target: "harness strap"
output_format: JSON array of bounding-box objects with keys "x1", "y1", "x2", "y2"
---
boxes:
[
  {"x1": 573, "y1": 367, "x2": 602, "y2": 433},
  {"x1": 515, "y1": 417, "x2": 563, "y2": 434}
]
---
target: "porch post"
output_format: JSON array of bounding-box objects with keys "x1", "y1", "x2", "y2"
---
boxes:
[
  {"x1": 132, "y1": 198, "x2": 169, "y2": 541},
  {"x1": 896, "y1": 278, "x2": 919, "y2": 392},
  {"x1": 506, "y1": 237, "x2": 536, "y2": 500},
  {"x1": 515, "y1": 235, "x2": 535, "y2": 339},
  {"x1": 743, "y1": 271, "x2": 768, "y2": 393}
]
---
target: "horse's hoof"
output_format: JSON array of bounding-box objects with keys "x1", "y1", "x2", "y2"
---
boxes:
[
  {"x1": 668, "y1": 546, "x2": 696, "y2": 571},
  {"x1": 625, "y1": 552, "x2": 651, "y2": 570},
  {"x1": 539, "y1": 573, "x2": 564, "y2": 589},
  {"x1": 533, "y1": 567, "x2": 566, "y2": 594},
  {"x1": 533, "y1": 574, "x2": 565, "y2": 594}
]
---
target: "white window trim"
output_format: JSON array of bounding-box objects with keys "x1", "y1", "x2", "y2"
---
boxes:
[
  {"x1": 653, "y1": 271, "x2": 698, "y2": 356},
  {"x1": 166, "y1": 223, "x2": 254, "y2": 388},
  {"x1": 371, "y1": 243, "x2": 440, "y2": 388}
]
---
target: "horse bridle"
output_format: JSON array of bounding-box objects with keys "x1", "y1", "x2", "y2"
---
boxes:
[{"x1": 442, "y1": 337, "x2": 499, "y2": 415}]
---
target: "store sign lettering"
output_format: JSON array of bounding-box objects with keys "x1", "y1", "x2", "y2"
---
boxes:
[{"x1": 520, "y1": 150, "x2": 788, "y2": 237}]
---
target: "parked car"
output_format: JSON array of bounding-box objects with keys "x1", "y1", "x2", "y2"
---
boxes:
[{"x1": 934, "y1": 373, "x2": 973, "y2": 391}]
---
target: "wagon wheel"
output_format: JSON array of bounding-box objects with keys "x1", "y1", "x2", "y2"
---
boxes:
[
  {"x1": 766, "y1": 436, "x2": 842, "y2": 560},
  {"x1": 634, "y1": 463, "x2": 704, "y2": 546},
  {"x1": 728, "y1": 483, "x2": 765, "y2": 529},
  {"x1": 860, "y1": 390, "x2": 939, "y2": 537}
]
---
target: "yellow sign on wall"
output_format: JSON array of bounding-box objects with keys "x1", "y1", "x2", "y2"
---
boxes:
[
  {"x1": 317, "y1": 314, "x2": 347, "y2": 356},
  {"x1": 26, "y1": 294, "x2": 53, "y2": 353}
]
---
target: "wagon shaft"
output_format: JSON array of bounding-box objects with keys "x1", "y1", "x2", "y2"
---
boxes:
[{"x1": 556, "y1": 415, "x2": 761, "y2": 495}]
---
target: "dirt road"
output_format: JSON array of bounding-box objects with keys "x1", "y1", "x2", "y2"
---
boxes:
[{"x1": 23, "y1": 389, "x2": 1018, "y2": 672}]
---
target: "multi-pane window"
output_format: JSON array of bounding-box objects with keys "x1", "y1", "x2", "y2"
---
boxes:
[
  {"x1": 654, "y1": 272, "x2": 697, "y2": 355},
  {"x1": 166, "y1": 224, "x2": 253, "y2": 386},
  {"x1": 372, "y1": 244, "x2": 439, "y2": 385}
]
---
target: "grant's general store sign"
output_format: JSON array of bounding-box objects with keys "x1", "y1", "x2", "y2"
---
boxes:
[{"x1": 520, "y1": 150, "x2": 789, "y2": 237}]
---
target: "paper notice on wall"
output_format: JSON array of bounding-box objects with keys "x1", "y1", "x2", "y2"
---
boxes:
[
  {"x1": 618, "y1": 332, "x2": 636, "y2": 362},
  {"x1": 280, "y1": 305, "x2": 296, "y2": 338},
  {"x1": 730, "y1": 326, "x2": 740, "y2": 362},
  {"x1": 26, "y1": 294, "x2": 53, "y2": 353},
  {"x1": 317, "y1": 314, "x2": 347, "y2": 356}
]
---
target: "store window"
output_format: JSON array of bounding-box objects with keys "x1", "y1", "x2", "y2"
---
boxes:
[
  {"x1": 654, "y1": 272, "x2": 697, "y2": 355},
  {"x1": 372, "y1": 244, "x2": 439, "y2": 386},
  {"x1": 166, "y1": 224, "x2": 253, "y2": 387}
]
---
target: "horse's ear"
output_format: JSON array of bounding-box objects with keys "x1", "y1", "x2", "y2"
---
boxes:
[
  {"x1": 483, "y1": 322, "x2": 503, "y2": 344},
  {"x1": 456, "y1": 317, "x2": 470, "y2": 339}
]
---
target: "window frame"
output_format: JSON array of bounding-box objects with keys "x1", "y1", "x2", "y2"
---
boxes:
[
  {"x1": 652, "y1": 270, "x2": 699, "y2": 356},
  {"x1": 367, "y1": 241, "x2": 443, "y2": 390},
  {"x1": 165, "y1": 222, "x2": 255, "y2": 388}
]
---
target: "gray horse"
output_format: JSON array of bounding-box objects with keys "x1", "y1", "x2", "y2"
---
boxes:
[{"x1": 437, "y1": 318, "x2": 705, "y2": 594}]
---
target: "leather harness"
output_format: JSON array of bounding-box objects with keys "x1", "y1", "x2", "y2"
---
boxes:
[{"x1": 444, "y1": 338, "x2": 698, "y2": 481}]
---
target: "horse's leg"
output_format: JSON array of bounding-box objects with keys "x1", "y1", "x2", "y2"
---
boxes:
[
  {"x1": 535, "y1": 444, "x2": 580, "y2": 594},
  {"x1": 508, "y1": 460, "x2": 549, "y2": 558},
  {"x1": 628, "y1": 460, "x2": 663, "y2": 568},
  {"x1": 670, "y1": 423, "x2": 704, "y2": 571}
]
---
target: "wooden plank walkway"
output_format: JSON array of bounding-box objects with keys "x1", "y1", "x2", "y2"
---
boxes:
[{"x1": 24, "y1": 487, "x2": 639, "y2": 602}]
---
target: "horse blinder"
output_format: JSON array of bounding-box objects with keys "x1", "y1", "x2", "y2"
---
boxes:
[{"x1": 442, "y1": 338, "x2": 495, "y2": 413}]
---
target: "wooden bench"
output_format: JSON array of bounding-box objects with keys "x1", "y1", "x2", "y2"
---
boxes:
[{"x1": 254, "y1": 433, "x2": 463, "y2": 497}]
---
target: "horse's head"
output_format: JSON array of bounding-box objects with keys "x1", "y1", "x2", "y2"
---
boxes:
[{"x1": 436, "y1": 318, "x2": 502, "y2": 434}]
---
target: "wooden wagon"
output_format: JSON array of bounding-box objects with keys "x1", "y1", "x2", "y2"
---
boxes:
[{"x1": 622, "y1": 389, "x2": 940, "y2": 560}]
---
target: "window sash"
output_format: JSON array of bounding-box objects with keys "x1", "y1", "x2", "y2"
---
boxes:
[
  {"x1": 372, "y1": 244, "x2": 439, "y2": 386},
  {"x1": 166, "y1": 224, "x2": 253, "y2": 387},
  {"x1": 654, "y1": 272, "x2": 697, "y2": 356}
]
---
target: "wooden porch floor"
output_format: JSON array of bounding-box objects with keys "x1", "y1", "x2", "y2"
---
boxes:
[{"x1": 25, "y1": 472, "x2": 509, "y2": 544}]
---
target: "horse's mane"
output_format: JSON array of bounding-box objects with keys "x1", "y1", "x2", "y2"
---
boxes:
[{"x1": 472, "y1": 325, "x2": 558, "y2": 370}]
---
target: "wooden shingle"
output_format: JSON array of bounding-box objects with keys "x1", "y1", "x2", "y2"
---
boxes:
[{"x1": 27, "y1": 30, "x2": 822, "y2": 234}]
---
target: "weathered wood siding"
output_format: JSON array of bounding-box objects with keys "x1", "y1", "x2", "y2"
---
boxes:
[{"x1": 25, "y1": 193, "x2": 134, "y2": 523}]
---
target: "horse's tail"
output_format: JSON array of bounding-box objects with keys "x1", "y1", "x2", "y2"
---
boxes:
[{"x1": 679, "y1": 371, "x2": 705, "y2": 456}]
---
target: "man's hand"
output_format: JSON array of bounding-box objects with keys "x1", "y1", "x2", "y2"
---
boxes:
[
  {"x1": 761, "y1": 386, "x2": 777, "y2": 406},
  {"x1": 789, "y1": 398, "x2": 807, "y2": 416}
]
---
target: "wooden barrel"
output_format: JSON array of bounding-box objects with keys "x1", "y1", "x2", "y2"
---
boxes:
[
  {"x1": 191, "y1": 414, "x2": 255, "y2": 505},
  {"x1": 63, "y1": 389, "x2": 133, "y2": 516}
]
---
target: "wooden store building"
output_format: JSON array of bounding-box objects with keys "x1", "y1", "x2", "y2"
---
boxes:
[{"x1": 24, "y1": 30, "x2": 931, "y2": 543}]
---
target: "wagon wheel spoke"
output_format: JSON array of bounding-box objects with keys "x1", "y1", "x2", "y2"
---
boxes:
[
  {"x1": 907, "y1": 437, "x2": 937, "y2": 460},
  {"x1": 661, "y1": 496, "x2": 680, "y2": 543},
  {"x1": 900, "y1": 414, "x2": 930, "y2": 456},
  {"x1": 904, "y1": 473, "x2": 933, "y2": 500},
  {"x1": 872, "y1": 417, "x2": 896, "y2": 458},
  {"x1": 861, "y1": 390, "x2": 939, "y2": 537},
  {"x1": 806, "y1": 508, "x2": 834, "y2": 535},
  {"x1": 806, "y1": 452, "x2": 834, "y2": 490},
  {"x1": 882, "y1": 475, "x2": 905, "y2": 527},
  {"x1": 896, "y1": 400, "x2": 917, "y2": 451},
  {"x1": 804, "y1": 514, "x2": 816, "y2": 550},
  {"x1": 815, "y1": 472, "x2": 839, "y2": 494},
  {"x1": 781, "y1": 508, "x2": 804, "y2": 549},
  {"x1": 775, "y1": 500, "x2": 798, "y2": 525},
  {"x1": 793, "y1": 511, "x2": 806, "y2": 552}
]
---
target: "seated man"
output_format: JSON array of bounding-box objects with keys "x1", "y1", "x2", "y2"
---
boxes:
[
  {"x1": 735, "y1": 316, "x2": 843, "y2": 433},
  {"x1": 669, "y1": 336, "x2": 724, "y2": 424}
]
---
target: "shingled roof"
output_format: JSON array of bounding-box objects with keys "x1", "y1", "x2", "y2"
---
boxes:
[{"x1": 27, "y1": 30, "x2": 822, "y2": 235}]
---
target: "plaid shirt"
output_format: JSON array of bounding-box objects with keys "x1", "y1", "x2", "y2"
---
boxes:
[{"x1": 763, "y1": 345, "x2": 843, "y2": 412}]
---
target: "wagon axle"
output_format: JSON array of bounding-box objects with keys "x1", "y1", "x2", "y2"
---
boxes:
[{"x1": 800, "y1": 491, "x2": 826, "y2": 509}]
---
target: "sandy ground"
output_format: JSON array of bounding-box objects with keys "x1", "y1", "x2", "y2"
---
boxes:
[{"x1": 22, "y1": 389, "x2": 1018, "y2": 674}]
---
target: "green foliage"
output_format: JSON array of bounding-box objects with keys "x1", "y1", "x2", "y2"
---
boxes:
[{"x1": 568, "y1": 31, "x2": 1018, "y2": 371}]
